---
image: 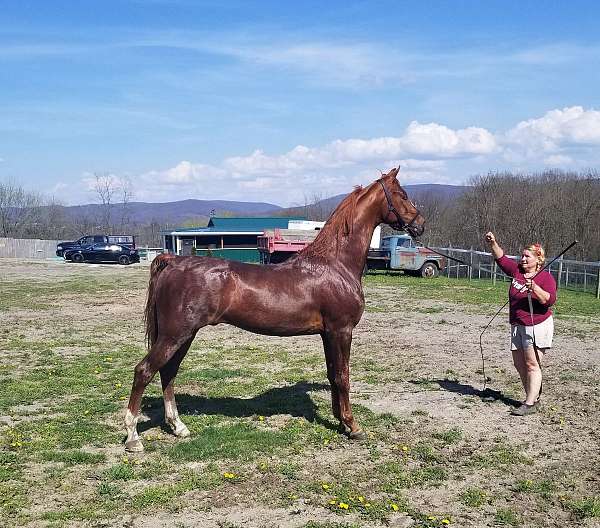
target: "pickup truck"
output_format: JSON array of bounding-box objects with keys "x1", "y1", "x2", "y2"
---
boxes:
[
  {"x1": 366, "y1": 234, "x2": 446, "y2": 277},
  {"x1": 56, "y1": 234, "x2": 135, "y2": 257}
]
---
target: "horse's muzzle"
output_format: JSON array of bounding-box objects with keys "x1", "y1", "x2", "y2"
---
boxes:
[{"x1": 407, "y1": 222, "x2": 424, "y2": 239}]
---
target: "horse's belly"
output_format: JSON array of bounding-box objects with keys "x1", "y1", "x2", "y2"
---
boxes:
[{"x1": 222, "y1": 306, "x2": 323, "y2": 336}]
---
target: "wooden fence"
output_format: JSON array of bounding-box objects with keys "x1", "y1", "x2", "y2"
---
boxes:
[
  {"x1": 434, "y1": 246, "x2": 600, "y2": 299},
  {"x1": 0, "y1": 237, "x2": 59, "y2": 259}
]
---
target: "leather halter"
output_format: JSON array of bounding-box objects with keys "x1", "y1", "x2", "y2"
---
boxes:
[{"x1": 377, "y1": 179, "x2": 421, "y2": 233}]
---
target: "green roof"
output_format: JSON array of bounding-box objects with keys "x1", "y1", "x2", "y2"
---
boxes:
[{"x1": 206, "y1": 217, "x2": 304, "y2": 230}]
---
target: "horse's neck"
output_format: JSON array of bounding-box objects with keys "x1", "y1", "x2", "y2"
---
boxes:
[{"x1": 334, "y1": 199, "x2": 380, "y2": 278}]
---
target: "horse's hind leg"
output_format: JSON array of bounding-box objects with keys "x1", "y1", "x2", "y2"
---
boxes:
[
  {"x1": 125, "y1": 336, "x2": 183, "y2": 452},
  {"x1": 160, "y1": 337, "x2": 194, "y2": 438}
]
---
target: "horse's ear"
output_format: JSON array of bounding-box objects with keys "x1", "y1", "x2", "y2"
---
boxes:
[{"x1": 389, "y1": 166, "x2": 400, "y2": 179}]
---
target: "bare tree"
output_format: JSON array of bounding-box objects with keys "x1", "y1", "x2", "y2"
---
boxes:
[{"x1": 0, "y1": 180, "x2": 42, "y2": 237}]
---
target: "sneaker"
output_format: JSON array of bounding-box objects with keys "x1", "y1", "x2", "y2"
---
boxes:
[{"x1": 510, "y1": 403, "x2": 537, "y2": 416}]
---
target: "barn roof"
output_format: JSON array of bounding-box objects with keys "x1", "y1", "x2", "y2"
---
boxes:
[
  {"x1": 206, "y1": 217, "x2": 304, "y2": 230},
  {"x1": 162, "y1": 217, "x2": 306, "y2": 236}
]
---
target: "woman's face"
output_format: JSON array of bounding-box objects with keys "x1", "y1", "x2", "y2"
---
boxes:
[{"x1": 520, "y1": 249, "x2": 537, "y2": 272}]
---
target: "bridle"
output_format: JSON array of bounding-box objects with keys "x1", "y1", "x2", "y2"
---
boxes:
[{"x1": 377, "y1": 179, "x2": 421, "y2": 235}]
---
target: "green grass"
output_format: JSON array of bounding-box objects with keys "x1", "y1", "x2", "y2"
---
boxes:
[
  {"x1": 167, "y1": 422, "x2": 295, "y2": 462},
  {"x1": 494, "y1": 508, "x2": 521, "y2": 526},
  {"x1": 363, "y1": 274, "x2": 600, "y2": 317},
  {"x1": 432, "y1": 427, "x2": 462, "y2": 445},
  {"x1": 566, "y1": 496, "x2": 600, "y2": 519},
  {"x1": 469, "y1": 440, "x2": 531, "y2": 471},
  {"x1": 460, "y1": 487, "x2": 489, "y2": 507},
  {"x1": 39, "y1": 450, "x2": 106, "y2": 466}
]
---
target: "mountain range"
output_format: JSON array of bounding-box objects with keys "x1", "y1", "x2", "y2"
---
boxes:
[{"x1": 58, "y1": 184, "x2": 468, "y2": 226}]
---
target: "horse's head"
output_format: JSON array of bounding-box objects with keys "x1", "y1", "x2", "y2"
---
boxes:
[{"x1": 377, "y1": 167, "x2": 425, "y2": 238}]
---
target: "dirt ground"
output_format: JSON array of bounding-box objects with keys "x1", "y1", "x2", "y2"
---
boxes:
[{"x1": 1, "y1": 258, "x2": 599, "y2": 528}]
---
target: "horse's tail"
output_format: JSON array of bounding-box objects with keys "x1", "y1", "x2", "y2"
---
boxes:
[{"x1": 144, "y1": 253, "x2": 175, "y2": 349}]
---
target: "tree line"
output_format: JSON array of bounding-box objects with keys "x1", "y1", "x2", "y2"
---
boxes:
[
  {"x1": 416, "y1": 169, "x2": 600, "y2": 261},
  {"x1": 1, "y1": 169, "x2": 599, "y2": 260}
]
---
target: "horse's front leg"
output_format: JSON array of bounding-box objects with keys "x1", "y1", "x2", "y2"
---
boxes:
[{"x1": 322, "y1": 328, "x2": 364, "y2": 439}]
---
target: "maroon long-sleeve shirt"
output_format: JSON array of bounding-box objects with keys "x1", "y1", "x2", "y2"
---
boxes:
[{"x1": 496, "y1": 255, "x2": 557, "y2": 326}]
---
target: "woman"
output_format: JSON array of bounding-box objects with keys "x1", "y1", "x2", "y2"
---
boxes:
[{"x1": 485, "y1": 232, "x2": 557, "y2": 416}]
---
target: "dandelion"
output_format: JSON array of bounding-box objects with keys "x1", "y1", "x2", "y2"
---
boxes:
[
  {"x1": 323, "y1": 438, "x2": 330, "y2": 445},
  {"x1": 105, "y1": 357, "x2": 112, "y2": 362},
  {"x1": 84, "y1": 410, "x2": 90, "y2": 415},
  {"x1": 358, "y1": 496, "x2": 364, "y2": 503},
  {"x1": 442, "y1": 519, "x2": 451, "y2": 525},
  {"x1": 321, "y1": 483, "x2": 330, "y2": 490},
  {"x1": 364, "y1": 503, "x2": 371, "y2": 508},
  {"x1": 122, "y1": 456, "x2": 129, "y2": 464},
  {"x1": 258, "y1": 415, "x2": 264, "y2": 421},
  {"x1": 115, "y1": 382, "x2": 122, "y2": 389},
  {"x1": 329, "y1": 499, "x2": 336, "y2": 505},
  {"x1": 428, "y1": 516, "x2": 437, "y2": 521},
  {"x1": 390, "y1": 503, "x2": 399, "y2": 511},
  {"x1": 401, "y1": 445, "x2": 409, "y2": 452},
  {"x1": 223, "y1": 472, "x2": 236, "y2": 479},
  {"x1": 338, "y1": 502, "x2": 349, "y2": 509}
]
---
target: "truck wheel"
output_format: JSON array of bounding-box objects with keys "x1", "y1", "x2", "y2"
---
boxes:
[
  {"x1": 72, "y1": 253, "x2": 84, "y2": 263},
  {"x1": 118, "y1": 255, "x2": 131, "y2": 265},
  {"x1": 420, "y1": 262, "x2": 438, "y2": 278}
]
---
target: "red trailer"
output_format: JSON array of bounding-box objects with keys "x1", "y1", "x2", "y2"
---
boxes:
[{"x1": 257, "y1": 229, "x2": 319, "y2": 264}]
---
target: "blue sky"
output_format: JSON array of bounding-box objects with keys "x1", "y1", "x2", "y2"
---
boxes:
[{"x1": 2, "y1": 1, "x2": 600, "y2": 206}]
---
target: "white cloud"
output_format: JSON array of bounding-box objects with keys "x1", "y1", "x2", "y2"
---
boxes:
[
  {"x1": 543, "y1": 154, "x2": 573, "y2": 166},
  {"x1": 96, "y1": 106, "x2": 599, "y2": 205},
  {"x1": 505, "y1": 106, "x2": 600, "y2": 158}
]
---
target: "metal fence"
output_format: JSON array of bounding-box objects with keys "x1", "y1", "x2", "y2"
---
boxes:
[
  {"x1": 434, "y1": 247, "x2": 600, "y2": 299},
  {"x1": 0, "y1": 237, "x2": 59, "y2": 259}
]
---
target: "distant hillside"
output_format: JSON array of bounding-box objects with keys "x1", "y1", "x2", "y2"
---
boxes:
[
  {"x1": 59, "y1": 199, "x2": 283, "y2": 225},
  {"x1": 49, "y1": 184, "x2": 467, "y2": 227},
  {"x1": 278, "y1": 183, "x2": 469, "y2": 218}
]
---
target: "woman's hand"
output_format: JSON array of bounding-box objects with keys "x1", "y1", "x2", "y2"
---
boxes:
[
  {"x1": 485, "y1": 231, "x2": 504, "y2": 259},
  {"x1": 525, "y1": 278, "x2": 551, "y2": 304}
]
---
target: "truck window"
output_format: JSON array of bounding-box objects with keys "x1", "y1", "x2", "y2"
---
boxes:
[
  {"x1": 396, "y1": 238, "x2": 413, "y2": 249},
  {"x1": 79, "y1": 236, "x2": 95, "y2": 245}
]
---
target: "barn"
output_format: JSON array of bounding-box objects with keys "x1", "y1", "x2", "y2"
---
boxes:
[{"x1": 162, "y1": 216, "x2": 307, "y2": 262}]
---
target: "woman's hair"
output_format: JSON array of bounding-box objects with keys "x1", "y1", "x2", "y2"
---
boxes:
[{"x1": 525, "y1": 242, "x2": 546, "y2": 270}]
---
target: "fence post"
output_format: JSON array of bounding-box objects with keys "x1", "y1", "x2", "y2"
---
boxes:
[
  {"x1": 492, "y1": 260, "x2": 497, "y2": 286},
  {"x1": 468, "y1": 248, "x2": 473, "y2": 281},
  {"x1": 557, "y1": 255, "x2": 563, "y2": 289},
  {"x1": 596, "y1": 267, "x2": 600, "y2": 299}
]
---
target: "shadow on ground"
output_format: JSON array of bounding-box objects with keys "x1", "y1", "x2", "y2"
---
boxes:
[
  {"x1": 137, "y1": 381, "x2": 337, "y2": 433},
  {"x1": 434, "y1": 379, "x2": 521, "y2": 407}
]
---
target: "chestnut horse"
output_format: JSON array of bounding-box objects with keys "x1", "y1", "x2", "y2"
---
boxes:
[{"x1": 125, "y1": 167, "x2": 424, "y2": 452}]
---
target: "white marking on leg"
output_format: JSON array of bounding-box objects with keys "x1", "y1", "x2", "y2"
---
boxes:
[
  {"x1": 164, "y1": 393, "x2": 190, "y2": 437},
  {"x1": 124, "y1": 409, "x2": 144, "y2": 452}
]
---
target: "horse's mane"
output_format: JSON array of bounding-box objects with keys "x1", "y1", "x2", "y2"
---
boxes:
[{"x1": 299, "y1": 185, "x2": 364, "y2": 261}]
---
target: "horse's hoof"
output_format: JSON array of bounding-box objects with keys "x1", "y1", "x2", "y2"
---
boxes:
[
  {"x1": 167, "y1": 419, "x2": 191, "y2": 438},
  {"x1": 173, "y1": 424, "x2": 190, "y2": 438},
  {"x1": 349, "y1": 429, "x2": 366, "y2": 441},
  {"x1": 125, "y1": 439, "x2": 144, "y2": 453}
]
